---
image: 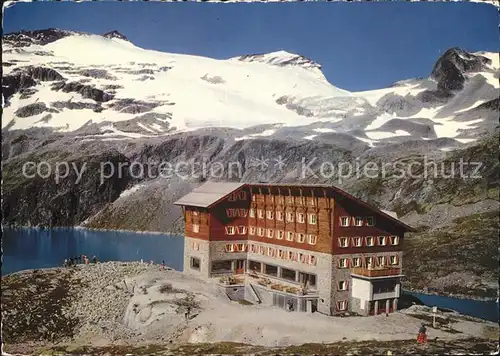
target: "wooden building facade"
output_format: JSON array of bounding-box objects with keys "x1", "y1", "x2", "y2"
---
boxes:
[{"x1": 175, "y1": 182, "x2": 412, "y2": 316}]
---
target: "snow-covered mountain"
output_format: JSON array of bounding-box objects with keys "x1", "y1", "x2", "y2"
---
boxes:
[{"x1": 2, "y1": 28, "x2": 499, "y2": 150}]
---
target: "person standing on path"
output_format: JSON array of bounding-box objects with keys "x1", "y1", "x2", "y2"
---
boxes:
[
  {"x1": 417, "y1": 323, "x2": 427, "y2": 343},
  {"x1": 185, "y1": 306, "x2": 191, "y2": 321}
]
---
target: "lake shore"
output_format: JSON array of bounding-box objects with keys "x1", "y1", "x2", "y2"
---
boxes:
[{"x1": 2, "y1": 262, "x2": 498, "y2": 355}]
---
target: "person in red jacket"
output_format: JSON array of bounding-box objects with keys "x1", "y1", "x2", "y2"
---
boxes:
[{"x1": 417, "y1": 323, "x2": 427, "y2": 343}]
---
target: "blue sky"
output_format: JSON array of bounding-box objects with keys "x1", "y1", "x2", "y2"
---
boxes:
[{"x1": 4, "y1": 1, "x2": 499, "y2": 91}]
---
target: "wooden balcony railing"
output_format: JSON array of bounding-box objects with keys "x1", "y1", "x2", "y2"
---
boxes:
[{"x1": 351, "y1": 267, "x2": 402, "y2": 278}]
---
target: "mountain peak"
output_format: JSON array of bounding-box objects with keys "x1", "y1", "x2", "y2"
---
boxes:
[
  {"x1": 232, "y1": 50, "x2": 322, "y2": 71},
  {"x1": 102, "y1": 30, "x2": 129, "y2": 41},
  {"x1": 431, "y1": 47, "x2": 492, "y2": 92}
]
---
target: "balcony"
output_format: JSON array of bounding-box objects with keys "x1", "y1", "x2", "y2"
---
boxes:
[{"x1": 351, "y1": 267, "x2": 403, "y2": 279}]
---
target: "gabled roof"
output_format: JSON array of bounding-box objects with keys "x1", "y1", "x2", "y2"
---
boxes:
[{"x1": 173, "y1": 182, "x2": 245, "y2": 208}]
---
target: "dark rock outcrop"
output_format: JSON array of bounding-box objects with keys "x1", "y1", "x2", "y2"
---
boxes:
[
  {"x1": 107, "y1": 99, "x2": 160, "y2": 114},
  {"x1": 3, "y1": 28, "x2": 77, "y2": 47},
  {"x1": 23, "y1": 66, "x2": 65, "y2": 81},
  {"x1": 51, "y1": 82, "x2": 114, "y2": 102},
  {"x1": 51, "y1": 101, "x2": 102, "y2": 111},
  {"x1": 431, "y1": 48, "x2": 490, "y2": 92},
  {"x1": 2, "y1": 73, "x2": 37, "y2": 103},
  {"x1": 14, "y1": 103, "x2": 59, "y2": 118},
  {"x1": 2, "y1": 150, "x2": 132, "y2": 227},
  {"x1": 102, "y1": 30, "x2": 129, "y2": 41}
]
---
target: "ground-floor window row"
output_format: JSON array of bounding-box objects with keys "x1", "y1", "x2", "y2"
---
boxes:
[
  {"x1": 338, "y1": 255, "x2": 400, "y2": 269},
  {"x1": 247, "y1": 260, "x2": 317, "y2": 288}
]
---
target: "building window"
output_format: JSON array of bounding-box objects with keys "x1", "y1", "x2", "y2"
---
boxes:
[
  {"x1": 297, "y1": 213, "x2": 305, "y2": 223},
  {"x1": 258, "y1": 228, "x2": 265, "y2": 237},
  {"x1": 337, "y1": 300, "x2": 348, "y2": 311},
  {"x1": 249, "y1": 260, "x2": 261, "y2": 272},
  {"x1": 366, "y1": 236, "x2": 375, "y2": 246},
  {"x1": 309, "y1": 198, "x2": 316, "y2": 206},
  {"x1": 258, "y1": 209, "x2": 264, "y2": 219},
  {"x1": 352, "y1": 257, "x2": 361, "y2": 267},
  {"x1": 287, "y1": 196, "x2": 293, "y2": 204},
  {"x1": 192, "y1": 223, "x2": 200, "y2": 233},
  {"x1": 252, "y1": 194, "x2": 256, "y2": 202},
  {"x1": 239, "y1": 191, "x2": 247, "y2": 200},
  {"x1": 276, "y1": 211, "x2": 284, "y2": 221},
  {"x1": 249, "y1": 226, "x2": 256, "y2": 235},
  {"x1": 277, "y1": 230, "x2": 284, "y2": 240},
  {"x1": 390, "y1": 255, "x2": 399, "y2": 265},
  {"x1": 225, "y1": 226, "x2": 235, "y2": 235},
  {"x1": 264, "y1": 264, "x2": 278, "y2": 276},
  {"x1": 212, "y1": 260, "x2": 232, "y2": 273},
  {"x1": 354, "y1": 217, "x2": 364, "y2": 227},
  {"x1": 340, "y1": 216, "x2": 350, "y2": 227},
  {"x1": 297, "y1": 233, "x2": 306, "y2": 243},
  {"x1": 391, "y1": 236, "x2": 400, "y2": 245},
  {"x1": 366, "y1": 257, "x2": 374, "y2": 269},
  {"x1": 307, "y1": 234, "x2": 317, "y2": 245},
  {"x1": 267, "y1": 229, "x2": 274, "y2": 238},
  {"x1": 352, "y1": 237, "x2": 362, "y2": 247},
  {"x1": 309, "y1": 255, "x2": 317, "y2": 266},
  {"x1": 193, "y1": 210, "x2": 199, "y2": 216},
  {"x1": 339, "y1": 237, "x2": 349, "y2": 248},
  {"x1": 239, "y1": 209, "x2": 247, "y2": 217},
  {"x1": 366, "y1": 216, "x2": 375, "y2": 226},
  {"x1": 249, "y1": 209, "x2": 255, "y2": 218},
  {"x1": 225, "y1": 244, "x2": 235, "y2": 252},
  {"x1": 308, "y1": 214, "x2": 317, "y2": 225},
  {"x1": 226, "y1": 209, "x2": 235, "y2": 218},
  {"x1": 281, "y1": 267, "x2": 296, "y2": 281},
  {"x1": 338, "y1": 281, "x2": 348, "y2": 291},
  {"x1": 373, "y1": 281, "x2": 396, "y2": 294},
  {"x1": 266, "y1": 210, "x2": 274, "y2": 220},
  {"x1": 286, "y1": 212, "x2": 294, "y2": 222},
  {"x1": 238, "y1": 226, "x2": 247, "y2": 235},
  {"x1": 378, "y1": 236, "x2": 387, "y2": 246},
  {"x1": 190, "y1": 257, "x2": 200, "y2": 270},
  {"x1": 338, "y1": 258, "x2": 348, "y2": 268},
  {"x1": 286, "y1": 231, "x2": 294, "y2": 241},
  {"x1": 378, "y1": 256, "x2": 387, "y2": 266}
]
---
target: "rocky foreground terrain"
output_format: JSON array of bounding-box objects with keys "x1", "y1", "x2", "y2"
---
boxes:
[{"x1": 1, "y1": 263, "x2": 498, "y2": 355}]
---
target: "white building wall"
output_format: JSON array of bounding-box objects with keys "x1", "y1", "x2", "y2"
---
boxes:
[{"x1": 351, "y1": 277, "x2": 372, "y2": 300}]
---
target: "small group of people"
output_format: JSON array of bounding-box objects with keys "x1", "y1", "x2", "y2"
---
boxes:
[
  {"x1": 140, "y1": 258, "x2": 167, "y2": 270},
  {"x1": 63, "y1": 254, "x2": 99, "y2": 267}
]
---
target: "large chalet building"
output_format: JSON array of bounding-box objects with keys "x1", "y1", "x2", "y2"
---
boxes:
[{"x1": 174, "y1": 182, "x2": 413, "y2": 316}]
